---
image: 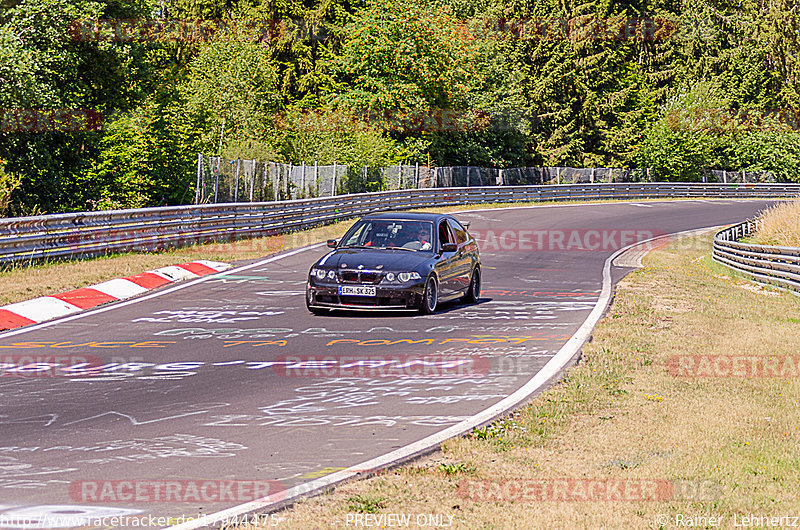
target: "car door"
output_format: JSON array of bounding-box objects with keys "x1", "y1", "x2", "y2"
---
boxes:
[
  {"x1": 435, "y1": 220, "x2": 459, "y2": 298},
  {"x1": 448, "y1": 218, "x2": 473, "y2": 295}
]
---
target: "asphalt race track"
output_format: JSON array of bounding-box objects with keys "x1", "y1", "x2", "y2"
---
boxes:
[{"x1": 0, "y1": 199, "x2": 778, "y2": 528}]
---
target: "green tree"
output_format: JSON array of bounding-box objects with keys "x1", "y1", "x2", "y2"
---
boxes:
[
  {"x1": 84, "y1": 98, "x2": 200, "y2": 209},
  {"x1": 0, "y1": 0, "x2": 157, "y2": 213},
  {"x1": 635, "y1": 83, "x2": 727, "y2": 180},
  {"x1": 332, "y1": 0, "x2": 477, "y2": 113},
  {"x1": 184, "y1": 39, "x2": 282, "y2": 158}
]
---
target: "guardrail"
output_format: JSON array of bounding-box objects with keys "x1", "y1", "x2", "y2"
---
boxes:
[
  {"x1": 713, "y1": 218, "x2": 800, "y2": 295},
  {"x1": 2, "y1": 182, "x2": 799, "y2": 265}
]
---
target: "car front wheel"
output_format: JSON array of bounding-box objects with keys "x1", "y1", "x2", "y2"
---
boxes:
[{"x1": 419, "y1": 276, "x2": 438, "y2": 314}]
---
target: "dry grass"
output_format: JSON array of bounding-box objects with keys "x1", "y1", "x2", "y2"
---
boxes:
[
  {"x1": 240, "y1": 232, "x2": 800, "y2": 529},
  {"x1": 751, "y1": 198, "x2": 800, "y2": 247}
]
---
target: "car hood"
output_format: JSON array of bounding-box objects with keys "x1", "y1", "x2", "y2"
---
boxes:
[{"x1": 316, "y1": 248, "x2": 431, "y2": 271}]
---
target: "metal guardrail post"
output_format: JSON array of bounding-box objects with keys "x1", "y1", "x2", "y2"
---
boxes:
[
  {"x1": 234, "y1": 159, "x2": 241, "y2": 202},
  {"x1": 214, "y1": 157, "x2": 220, "y2": 203},
  {"x1": 250, "y1": 159, "x2": 256, "y2": 202},
  {"x1": 195, "y1": 154, "x2": 202, "y2": 205}
]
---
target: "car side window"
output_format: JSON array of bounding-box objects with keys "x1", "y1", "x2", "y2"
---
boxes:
[
  {"x1": 448, "y1": 219, "x2": 468, "y2": 245},
  {"x1": 438, "y1": 221, "x2": 454, "y2": 248}
]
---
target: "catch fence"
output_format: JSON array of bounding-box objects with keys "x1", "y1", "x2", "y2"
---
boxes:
[{"x1": 196, "y1": 155, "x2": 779, "y2": 204}]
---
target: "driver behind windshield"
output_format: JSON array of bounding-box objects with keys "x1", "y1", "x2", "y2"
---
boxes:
[
  {"x1": 397, "y1": 223, "x2": 431, "y2": 250},
  {"x1": 357, "y1": 222, "x2": 432, "y2": 250},
  {"x1": 413, "y1": 225, "x2": 431, "y2": 248}
]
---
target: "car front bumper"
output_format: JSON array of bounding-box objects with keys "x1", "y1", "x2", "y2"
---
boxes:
[{"x1": 306, "y1": 280, "x2": 425, "y2": 310}]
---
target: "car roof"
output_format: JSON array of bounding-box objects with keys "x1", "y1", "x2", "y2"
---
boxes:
[{"x1": 361, "y1": 212, "x2": 449, "y2": 222}]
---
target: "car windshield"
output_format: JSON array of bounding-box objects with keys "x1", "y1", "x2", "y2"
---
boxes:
[{"x1": 339, "y1": 220, "x2": 434, "y2": 251}]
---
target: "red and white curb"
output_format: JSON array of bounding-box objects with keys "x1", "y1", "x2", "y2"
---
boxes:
[{"x1": 0, "y1": 260, "x2": 230, "y2": 331}]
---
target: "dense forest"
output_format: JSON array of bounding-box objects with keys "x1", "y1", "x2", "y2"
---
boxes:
[{"x1": 0, "y1": 0, "x2": 799, "y2": 215}]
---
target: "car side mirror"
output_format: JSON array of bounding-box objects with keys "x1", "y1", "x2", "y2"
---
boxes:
[
  {"x1": 462, "y1": 221, "x2": 471, "y2": 229},
  {"x1": 441, "y1": 242, "x2": 458, "y2": 253},
  {"x1": 327, "y1": 239, "x2": 338, "y2": 248}
]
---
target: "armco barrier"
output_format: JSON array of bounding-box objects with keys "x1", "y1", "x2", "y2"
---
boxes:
[
  {"x1": 1, "y1": 182, "x2": 799, "y2": 265},
  {"x1": 713, "y1": 218, "x2": 800, "y2": 295}
]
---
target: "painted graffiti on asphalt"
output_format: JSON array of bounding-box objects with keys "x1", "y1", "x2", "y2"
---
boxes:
[
  {"x1": 132, "y1": 308, "x2": 284, "y2": 324},
  {"x1": 151, "y1": 321, "x2": 578, "y2": 341},
  {"x1": 0, "y1": 355, "x2": 496, "y2": 380},
  {"x1": 255, "y1": 378, "x2": 516, "y2": 416},
  {"x1": 0, "y1": 434, "x2": 247, "y2": 480}
]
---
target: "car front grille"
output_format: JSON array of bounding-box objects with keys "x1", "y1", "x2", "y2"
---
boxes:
[{"x1": 339, "y1": 271, "x2": 382, "y2": 284}]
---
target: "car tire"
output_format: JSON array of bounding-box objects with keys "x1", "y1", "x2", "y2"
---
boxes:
[
  {"x1": 463, "y1": 268, "x2": 481, "y2": 304},
  {"x1": 419, "y1": 276, "x2": 438, "y2": 314}
]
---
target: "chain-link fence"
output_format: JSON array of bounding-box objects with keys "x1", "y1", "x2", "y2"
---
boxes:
[
  {"x1": 382, "y1": 164, "x2": 435, "y2": 189},
  {"x1": 431, "y1": 166, "x2": 501, "y2": 187},
  {"x1": 197, "y1": 156, "x2": 349, "y2": 203},
  {"x1": 196, "y1": 155, "x2": 778, "y2": 204},
  {"x1": 196, "y1": 156, "x2": 273, "y2": 204},
  {"x1": 499, "y1": 167, "x2": 645, "y2": 185},
  {"x1": 703, "y1": 169, "x2": 776, "y2": 183},
  {"x1": 271, "y1": 162, "x2": 348, "y2": 200}
]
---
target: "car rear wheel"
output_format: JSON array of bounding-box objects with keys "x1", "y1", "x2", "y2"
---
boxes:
[
  {"x1": 419, "y1": 276, "x2": 438, "y2": 314},
  {"x1": 463, "y1": 268, "x2": 481, "y2": 304}
]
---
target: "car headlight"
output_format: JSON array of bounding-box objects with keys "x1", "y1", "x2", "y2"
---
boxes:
[
  {"x1": 327, "y1": 270, "x2": 336, "y2": 280},
  {"x1": 385, "y1": 272, "x2": 395, "y2": 282},
  {"x1": 313, "y1": 269, "x2": 326, "y2": 280},
  {"x1": 397, "y1": 272, "x2": 421, "y2": 282}
]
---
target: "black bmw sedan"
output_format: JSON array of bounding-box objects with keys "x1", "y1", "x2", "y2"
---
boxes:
[{"x1": 306, "y1": 212, "x2": 481, "y2": 314}]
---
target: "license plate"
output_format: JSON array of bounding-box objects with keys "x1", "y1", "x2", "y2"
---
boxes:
[{"x1": 339, "y1": 285, "x2": 377, "y2": 297}]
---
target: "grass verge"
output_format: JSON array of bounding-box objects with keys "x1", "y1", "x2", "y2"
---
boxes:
[
  {"x1": 750, "y1": 198, "x2": 800, "y2": 247},
  {"x1": 240, "y1": 232, "x2": 799, "y2": 529}
]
